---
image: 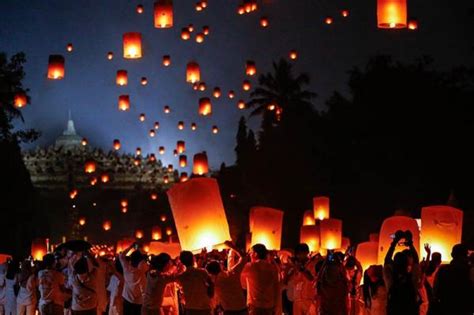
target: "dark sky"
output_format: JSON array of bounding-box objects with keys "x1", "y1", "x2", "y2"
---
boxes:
[{"x1": 1, "y1": 0, "x2": 473, "y2": 171}]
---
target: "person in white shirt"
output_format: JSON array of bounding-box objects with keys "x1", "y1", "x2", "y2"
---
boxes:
[
  {"x1": 240, "y1": 244, "x2": 279, "y2": 315},
  {"x1": 118, "y1": 244, "x2": 148, "y2": 315},
  {"x1": 176, "y1": 251, "x2": 214, "y2": 315},
  {"x1": 38, "y1": 254, "x2": 67, "y2": 315},
  {"x1": 106, "y1": 260, "x2": 123, "y2": 315},
  {"x1": 5, "y1": 261, "x2": 18, "y2": 315},
  {"x1": 68, "y1": 255, "x2": 98, "y2": 315},
  {"x1": 16, "y1": 260, "x2": 37, "y2": 315},
  {"x1": 0, "y1": 263, "x2": 7, "y2": 315}
]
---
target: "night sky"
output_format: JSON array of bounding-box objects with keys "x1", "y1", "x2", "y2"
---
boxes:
[{"x1": 1, "y1": 0, "x2": 473, "y2": 171}]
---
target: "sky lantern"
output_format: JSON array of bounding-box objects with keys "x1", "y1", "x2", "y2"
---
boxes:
[
  {"x1": 176, "y1": 140, "x2": 185, "y2": 153},
  {"x1": 199, "y1": 97, "x2": 212, "y2": 116},
  {"x1": 123, "y1": 32, "x2": 142, "y2": 59},
  {"x1": 163, "y1": 175, "x2": 169, "y2": 184},
  {"x1": 300, "y1": 225, "x2": 320, "y2": 252},
  {"x1": 420, "y1": 205, "x2": 463, "y2": 262},
  {"x1": 173, "y1": 149, "x2": 178, "y2": 157},
  {"x1": 107, "y1": 52, "x2": 114, "y2": 60},
  {"x1": 179, "y1": 155, "x2": 187, "y2": 167},
  {"x1": 134, "y1": 158, "x2": 141, "y2": 166},
  {"x1": 191, "y1": 122, "x2": 197, "y2": 131},
  {"x1": 81, "y1": 138, "x2": 88, "y2": 146},
  {"x1": 198, "y1": 82, "x2": 206, "y2": 91},
  {"x1": 188, "y1": 24, "x2": 194, "y2": 32},
  {"x1": 202, "y1": 26, "x2": 210, "y2": 36},
  {"x1": 139, "y1": 113, "x2": 146, "y2": 122},
  {"x1": 237, "y1": 100, "x2": 246, "y2": 110},
  {"x1": 179, "y1": 172, "x2": 188, "y2": 182},
  {"x1": 356, "y1": 241, "x2": 378, "y2": 273},
  {"x1": 120, "y1": 199, "x2": 128, "y2": 208},
  {"x1": 149, "y1": 154, "x2": 156, "y2": 162},
  {"x1": 320, "y1": 218, "x2": 342, "y2": 250},
  {"x1": 154, "y1": 122, "x2": 160, "y2": 129},
  {"x1": 118, "y1": 95, "x2": 130, "y2": 111},
  {"x1": 84, "y1": 160, "x2": 96, "y2": 174},
  {"x1": 154, "y1": 0, "x2": 173, "y2": 28},
  {"x1": 79, "y1": 217, "x2": 86, "y2": 226},
  {"x1": 228, "y1": 90, "x2": 235, "y2": 99},
  {"x1": 377, "y1": 0, "x2": 407, "y2": 29},
  {"x1": 113, "y1": 139, "x2": 121, "y2": 150},
  {"x1": 162, "y1": 55, "x2": 171, "y2": 66},
  {"x1": 31, "y1": 238, "x2": 48, "y2": 261},
  {"x1": 213, "y1": 87, "x2": 221, "y2": 98},
  {"x1": 260, "y1": 16, "x2": 269, "y2": 28},
  {"x1": 69, "y1": 189, "x2": 78, "y2": 199},
  {"x1": 14, "y1": 92, "x2": 27, "y2": 109},
  {"x1": 47, "y1": 55, "x2": 65, "y2": 80},
  {"x1": 246, "y1": 61, "x2": 257, "y2": 76},
  {"x1": 164, "y1": 106, "x2": 171, "y2": 114},
  {"x1": 103, "y1": 220, "x2": 112, "y2": 231},
  {"x1": 150, "y1": 192, "x2": 158, "y2": 200},
  {"x1": 242, "y1": 80, "x2": 251, "y2": 91},
  {"x1": 159, "y1": 146, "x2": 165, "y2": 155},
  {"x1": 193, "y1": 152, "x2": 209, "y2": 175},
  {"x1": 136, "y1": 147, "x2": 142, "y2": 156},
  {"x1": 195, "y1": 33, "x2": 205, "y2": 43},
  {"x1": 90, "y1": 177, "x2": 97, "y2": 186},
  {"x1": 66, "y1": 43, "x2": 73, "y2": 52},
  {"x1": 186, "y1": 62, "x2": 200, "y2": 83},
  {"x1": 181, "y1": 28, "x2": 191, "y2": 40},
  {"x1": 325, "y1": 17, "x2": 333, "y2": 25},
  {"x1": 100, "y1": 173, "x2": 110, "y2": 183},
  {"x1": 116, "y1": 238, "x2": 135, "y2": 254},
  {"x1": 136, "y1": 4, "x2": 144, "y2": 14},
  {"x1": 116, "y1": 70, "x2": 128, "y2": 86},
  {"x1": 302, "y1": 210, "x2": 316, "y2": 226},
  {"x1": 289, "y1": 50, "x2": 298, "y2": 60},
  {"x1": 341, "y1": 9, "x2": 349, "y2": 17},
  {"x1": 237, "y1": 5, "x2": 245, "y2": 15},
  {"x1": 378, "y1": 216, "x2": 420, "y2": 264},
  {"x1": 135, "y1": 229, "x2": 144, "y2": 239},
  {"x1": 313, "y1": 196, "x2": 330, "y2": 221},
  {"x1": 167, "y1": 164, "x2": 174, "y2": 172},
  {"x1": 250, "y1": 207, "x2": 284, "y2": 250},
  {"x1": 196, "y1": 3, "x2": 203, "y2": 11},
  {"x1": 408, "y1": 19, "x2": 418, "y2": 30},
  {"x1": 178, "y1": 121, "x2": 185, "y2": 130},
  {"x1": 167, "y1": 177, "x2": 231, "y2": 251},
  {"x1": 152, "y1": 226, "x2": 162, "y2": 240},
  {"x1": 149, "y1": 129, "x2": 156, "y2": 137},
  {"x1": 141, "y1": 77, "x2": 148, "y2": 85},
  {"x1": 212, "y1": 126, "x2": 219, "y2": 134}
]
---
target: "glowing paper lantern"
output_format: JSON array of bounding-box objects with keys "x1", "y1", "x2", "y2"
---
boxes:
[
  {"x1": 302, "y1": 210, "x2": 316, "y2": 226},
  {"x1": 378, "y1": 216, "x2": 420, "y2": 264},
  {"x1": 356, "y1": 241, "x2": 378, "y2": 273},
  {"x1": 377, "y1": 0, "x2": 407, "y2": 29},
  {"x1": 154, "y1": 122, "x2": 160, "y2": 129},
  {"x1": 324, "y1": 17, "x2": 333, "y2": 25},
  {"x1": 113, "y1": 139, "x2": 121, "y2": 151},
  {"x1": 136, "y1": 147, "x2": 142, "y2": 156},
  {"x1": 14, "y1": 92, "x2": 27, "y2": 109},
  {"x1": 118, "y1": 95, "x2": 130, "y2": 111},
  {"x1": 116, "y1": 70, "x2": 128, "y2": 86},
  {"x1": 181, "y1": 28, "x2": 191, "y2": 40},
  {"x1": 228, "y1": 90, "x2": 235, "y2": 99},
  {"x1": 313, "y1": 196, "x2": 330, "y2": 221},
  {"x1": 408, "y1": 19, "x2": 418, "y2": 30},
  {"x1": 198, "y1": 82, "x2": 206, "y2": 91},
  {"x1": 154, "y1": 0, "x2": 173, "y2": 28},
  {"x1": 152, "y1": 226, "x2": 162, "y2": 240},
  {"x1": 84, "y1": 160, "x2": 96, "y2": 174},
  {"x1": 107, "y1": 52, "x2": 114, "y2": 60},
  {"x1": 148, "y1": 241, "x2": 181, "y2": 258},
  {"x1": 249, "y1": 207, "x2": 284, "y2": 250},
  {"x1": 123, "y1": 32, "x2": 142, "y2": 59},
  {"x1": 178, "y1": 121, "x2": 184, "y2": 130},
  {"x1": 212, "y1": 126, "x2": 219, "y2": 134},
  {"x1": 103, "y1": 220, "x2": 112, "y2": 231},
  {"x1": 116, "y1": 238, "x2": 134, "y2": 254},
  {"x1": 47, "y1": 55, "x2": 65, "y2": 79},
  {"x1": 260, "y1": 17, "x2": 269, "y2": 28},
  {"x1": 66, "y1": 43, "x2": 73, "y2": 52},
  {"x1": 164, "y1": 106, "x2": 171, "y2": 114},
  {"x1": 193, "y1": 152, "x2": 209, "y2": 175},
  {"x1": 167, "y1": 177, "x2": 231, "y2": 251},
  {"x1": 120, "y1": 199, "x2": 128, "y2": 208},
  {"x1": 420, "y1": 206, "x2": 463, "y2": 262},
  {"x1": 136, "y1": 5, "x2": 144, "y2": 14},
  {"x1": 213, "y1": 87, "x2": 221, "y2": 98},
  {"x1": 179, "y1": 172, "x2": 188, "y2": 182},
  {"x1": 162, "y1": 55, "x2": 171, "y2": 66},
  {"x1": 300, "y1": 225, "x2": 320, "y2": 252},
  {"x1": 135, "y1": 230, "x2": 144, "y2": 239},
  {"x1": 246, "y1": 61, "x2": 257, "y2": 76},
  {"x1": 191, "y1": 123, "x2": 197, "y2": 131},
  {"x1": 289, "y1": 50, "x2": 298, "y2": 60},
  {"x1": 179, "y1": 155, "x2": 187, "y2": 168},
  {"x1": 100, "y1": 173, "x2": 110, "y2": 183},
  {"x1": 195, "y1": 33, "x2": 205, "y2": 43},
  {"x1": 320, "y1": 218, "x2": 342, "y2": 250},
  {"x1": 242, "y1": 80, "x2": 251, "y2": 91},
  {"x1": 341, "y1": 9, "x2": 349, "y2": 17},
  {"x1": 237, "y1": 100, "x2": 246, "y2": 110},
  {"x1": 79, "y1": 217, "x2": 86, "y2": 226},
  {"x1": 159, "y1": 146, "x2": 165, "y2": 155},
  {"x1": 81, "y1": 138, "x2": 88, "y2": 146},
  {"x1": 176, "y1": 141, "x2": 185, "y2": 154},
  {"x1": 199, "y1": 97, "x2": 212, "y2": 116},
  {"x1": 31, "y1": 238, "x2": 48, "y2": 261},
  {"x1": 186, "y1": 62, "x2": 200, "y2": 83}
]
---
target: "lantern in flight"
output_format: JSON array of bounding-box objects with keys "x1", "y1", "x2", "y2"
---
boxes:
[
  {"x1": 167, "y1": 164, "x2": 174, "y2": 172},
  {"x1": 107, "y1": 52, "x2": 114, "y2": 60},
  {"x1": 66, "y1": 43, "x2": 73, "y2": 52},
  {"x1": 148, "y1": 241, "x2": 181, "y2": 257},
  {"x1": 356, "y1": 241, "x2": 379, "y2": 273},
  {"x1": 181, "y1": 28, "x2": 191, "y2": 40},
  {"x1": 116, "y1": 70, "x2": 128, "y2": 86},
  {"x1": 118, "y1": 95, "x2": 130, "y2": 111},
  {"x1": 300, "y1": 225, "x2": 320, "y2": 252},
  {"x1": 136, "y1": 4, "x2": 144, "y2": 14},
  {"x1": 242, "y1": 80, "x2": 251, "y2": 91},
  {"x1": 213, "y1": 87, "x2": 221, "y2": 98},
  {"x1": 199, "y1": 97, "x2": 212, "y2": 116},
  {"x1": 302, "y1": 210, "x2": 316, "y2": 226},
  {"x1": 212, "y1": 126, "x2": 219, "y2": 134},
  {"x1": 289, "y1": 50, "x2": 298, "y2": 60},
  {"x1": 120, "y1": 199, "x2": 128, "y2": 208},
  {"x1": 198, "y1": 82, "x2": 206, "y2": 91},
  {"x1": 250, "y1": 207, "x2": 284, "y2": 250},
  {"x1": 139, "y1": 113, "x2": 146, "y2": 122},
  {"x1": 193, "y1": 152, "x2": 209, "y2": 175},
  {"x1": 123, "y1": 32, "x2": 142, "y2": 59},
  {"x1": 320, "y1": 218, "x2": 342, "y2": 250},
  {"x1": 100, "y1": 173, "x2": 110, "y2": 183},
  {"x1": 152, "y1": 226, "x2": 162, "y2": 240},
  {"x1": 79, "y1": 217, "x2": 86, "y2": 226},
  {"x1": 81, "y1": 138, "x2": 88, "y2": 146},
  {"x1": 186, "y1": 62, "x2": 200, "y2": 83},
  {"x1": 237, "y1": 100, "x2": 246, "y2": 110},
  {"x1": 162, "y1": 55, "x2": 171, "y2": 66},
  {"x1": 178, "y1": 121, "x2": 185, "y2": 130},
  {"x1": 135, "y1": 230, "x2": 144, "y2": 239},
  {"x1": 164, "y1": 106, "x2": 171, "y2": 114},
  {"x1": 420, "y1": 205, "x2": 463, "y2": 262},
  {"x1": 203, "y1": 25, "x2": 210, "y2": 35},
  {"x1": 103, "y1": 220, "x2": 112, "y2": 231},
  {"x1": 313, "y1": 196, "x2": 330, "y2": 221},
  {"x1": 159, "y1": 146, "x2": 165, "y2": 155},
  {"x1": 179, "y1": 155, "x2": 187, "y2": 167},
  {"x1": 246, "y1": 61, "x2": 257, "y2": 76},
  {"x1": 260, "y1": 17, "x2": 269, "y2": 28},
  {"x1": 149, "y1": 129, "x2": 156, "y2": 137},
  {"x1": 14, "y1": 92, "x2": 27, "y2": 109},
  {"x1": 180, "y1": 172, "x2": 188, "y2": 182},
  {"x1": 84, "y1": 160, "x2": 96, "y2": 174},
  {"x1": 154, "y1": 0, "x2": 173, "y2": 28},
  {"x1": 191, "y1": 122, "x2": 197, "y2": 131},
  {"x1": 377, "y1": 0, "x2": 407, "y2": 29},
  {"x1": 408, "y1": 19, "x2": 418, "y2": 30},
  {"x1": 47, "y1": 55, "x2": 65, "y2": 79},
  {"x1": 167, "y1": 177, "x2": 231, "y2": 251},
  {"x1": 228, "y1": 90, "x2": 235, "y2": 99},
  {"x1": 141, "y1": 77, "x2": 148, "y2": 85},
  {"x1": 31, "y1": 238, "x2": 48, "y2": 261},
  {"x1": 176, "y1": 140, "x2": 185, "y2": 153},
  {"x1": 113, "y1": 139, "x2": 121, "y2": 150},
  {"x1": 341, "y1": 9, "x2": 349, "y2": 17},
  {"x1": 195, "y1": 33, "x2": 205, "y2": 43},
  {"x1": 136, "y1": 147, "x2": 142, "y2": 156},
  {"x1": 324, "y1": 17, "x2": 333, "y2": 25},
  {"x1": 378, "y1": 216, "x2": 420, "y2": 264}
]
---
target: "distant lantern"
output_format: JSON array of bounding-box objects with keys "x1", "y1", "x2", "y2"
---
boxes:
[
  {"x1": 176, "y1": 140, "x2": 185, "y2": 154},
  {"x1": 118, "y1": 95, "x2": 130, "y2": 111},
  {"x1": 161, "y1": 215, "x2": 167, "y2": 222},
  {"x1": 141, "y1": 77, "x2": 148, "y2": 85},
  {"x1": 260, "y1": 17, "x2": 269, "y2": 28},
  {"x1": 378, "y1": 216, "x2": 420, "y2": 264},
  {"x1": 325, "y1": 16, "x2": 333, "y2": 25},
  {"x1": 149, "y1": 154, "x2": 156, "y2": 162},
  {"x1": 154, "y1": 121, "x2": 160, "y2": 129},
  {"x1": 242, "y1": 80, "x2": 251, "y2": 91},
  {"x1": 14, "y1": 92, "x2": 28, "y2": 109},
  {"x1": 179, "y1": 172, "x2": 189, "y2": 182},
  {"x1": 198, "y1": 82, "x2": 206, "y2": 91},
  {"x1": 377, "y1": 0, "x2": 407, "y2": 29},
  {"x1": 320, "y1": 218, "x2": 342, "y2": 250},
  {"x1": 202, "y1": 25, "x2": 210, "y2": 35},
  {"x1": 341, "y1": 9, "x2": 349, "y2": 17},
  {"x1": 154, "y1": 0, "x2": 173, "y2": 28},
  {"x1": 186, "y1": 62, "x2": 201, "y2": 83},
  {"x1": 116, "y1": 70, "x2": 128, "y2": 86},
  {"x1": 163, "y1": 175, "x2": 169, "y2": 184},
  {"x1": 47, "y1": 55, "x2": 65, "y2": 80},
  {"x1": 66, "y1": 43, "x2": 73, "y2": 52},
  {"x1": 136, "y1": 4, "x2": 144, "y2": 13},
  {"x1": 103, "y1": 220, "x2": 112, "y2": 231},
  {"x1": 107, "y1": 52, "x2": 114, "y2": 60},
  {"x1": 179, "y1": 155, "x2": 187, "y2": 167},
  {"x1": 139, "y1": 113, "x2": 146, "y2": 122},
  {"x1": 356, "y1": 241, "x2": 379, "y2": 273},
  {"x1": 313, "y1": 196, "x2": 330, "y2": 221},
  {"x1": 302, "y1": 210, "x2": 316, "y2": 226},
  {"x1": 100, "y1": 173, "x2": 110, "y2": 183},
  {"x1": 136, "y1": 147, "x2": 142, "y2": 156},
  {"x1": 69, "y1": 189, "x2": 78, "y2": 199},
  {"x1": 173, "y1": 149, "x2": 178, "y2": 157},
  {"x1": 79, "y1": 217, "x2": 86, "y2": 226},
  {"x1": 31, "y1": 238, "x2": 48, "y2": 261},
  {"x1": 120, "y1": 199, "x2": 128, "y2": 208},
  {"x1": 166, "y1": 227, "x2": 173, "y2": 236},
  {"x1": 201, "y1": 0, "x2": 208, "y2": 8},
  {"x1": 212, "y1": 126, "x2": 219, "y2": 134},
  {"x1": 249, "y1": 207, "x2": 284, "y2": 250},
  {"x1": 408, "y1": 19, "x2": 418, "y2": 30},
  {"x1": 162, "y1": 55, "x2": 171, "y2": 66},
  {"x1": 420, "y1": 205, "x2": 463, "y2": 262},
  {"x1": 167, "y1": 177, "x2": 231, "y2": 251},
  {"x1": 196, "y1": 3, "x2": 203, "y2": 11},
  {"x1": 121, "y1": 207, "x2": 128, "y2": 213},
  {"x1": 90, "y1": 177, "x2": 97, "y2": 186},
  {"x1": 228, "y1": 90, "x2": 235, "y2": 99},
  {"x1": 178, "y1": 121, "x2": 185, "y2": 130},
  {"x1": 213, "y1": 87, "x2": 221, "y2": 98},
  {"x1": 149, "y1": 129, "x2": 156, "y2": 137},
  {"x1": 237, "y1": 5, "x2": 245, "y2": 15},
  {"x1": 159, "y1": 146, "x2": 165, "y2": 155},
  {"x1": 164, "y1": 106, "x2": 171, "y2": 114},
  {"x1": 134, "y1": 158, "x2": 141, "y2": 166},
  {"x1": 135, "y1": 229, "x2": 144, "y2": 239},
  {"x1": 152, "y1": 226, "x2": 162, "y2": 240},
  {"x1": 289, "y1": 50, "x2": 298, "y2": 60},
  {"x1": 150, "y1": 192, "x2": 158, "y2": 200},
  {"x1": 193, "y1": 83, "x2": 199, "y2": 91},
  {"x1": 84, "y1": 160, "x2": 96, "y2": 174},
  {"x1": 195, "y1": 33, "x2": 205, "y2": 43},
  {"x1": 181, "y1": 28, "x2": 191, "y2": 40},
  {"x1": 188, "y1": 24, "x2": 194, "y2": 32},
  {"x1": 193, "y1": 152, "x2": 209, "y2": 175},
  {"x1": 81, "y1": 138, "x2": 88, "y2": 146},
  {"x1": 237, "y1": 100, "x2": 246, "y2": 110},
  {"x1": 167, "y1": 164, "x2": 174, "y2": 172},
  {"x1": 300, "y1": 225, "x2": 320, "y2": 252},
  {"x1": 191, "y1": 122, "x2": 197, "y2": 130},
  {"x1": 198, "y1": 97, "x2": 212, "y2": 116},
  {"x1": 246, "y1": 61, "x2": 257, "y2": 76},
  {"x1": 123, "y1": 32, "x2": 142, "y2": 59},
  {"x1": 113, "y1": 139, "x2": 121, "y2": 150}
]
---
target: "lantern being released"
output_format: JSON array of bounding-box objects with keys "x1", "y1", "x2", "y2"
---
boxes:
[
  {"x1": 193, "y1": 152, "x2": 209, "y2": 175},
  {"x1": 249, "y1": 207, "x2": 284, "y2": 250},
  {"x1": 320, "y1": 218, "x2": 342, "y2": 250},
  {"x1": 199, "y1": 97, "x2": 212, "y2": 116},
  {"x1": 167, "y1": 177, "x2": 231, "y2": 251},
  {"x1": 313, "y1": 196, "x2": 330, "y2": 221},
  {"x1": 356, "y1": 241, "x2": 379, "y2": 273},
  {"x1": 420, "y1": 205, "x2": 463, "y2": 262},
  {"x1": 186, "y1": 62, "x2": 200, "y2": 83},
  {"x1": 302, "y1": 210, "x2": 316, "y2": 226},
  {"x1": 31, "y1": 238, "x2": 48, "y2": 261},
  {"x1": 148, "y1": 241, "x2": 181, "y2": 258},
  {"x1": 47, "y1": 55, "x2": 65, "y2": 80},
  {"x1": 123, "y1": 32, "x2": 142, "y2": 59},
  {"x1": 152, "y1": 226, "x2": 162, "y2": 240},
  {"x1": 377, "y1": 0, "x2": 407, "y2": 29},
  {"x1": 300, "y1": 225, "x2": 320, "y2": 252},
  {"x1": 154, "y1": 0, "x2": 173, "y2": 28},
  {"x1": 378, "y1": 216, "x2": 420, "y2": 264}
]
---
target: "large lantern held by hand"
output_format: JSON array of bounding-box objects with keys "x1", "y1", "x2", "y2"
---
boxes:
[
  {"x1": 377, "y1": 0, "x2": 407, "y2": 29},
  {"x1": 167, "y1": 178, "x2": 231, "y2": 251},
  {"x1": 249, "y1": 207, "x2": 284, "y2": 250},
  {"x1": 313, "y1": 196, "x2": 330, "y2": 221},
  {"x1": 154, "y1": 0, "x2": 173, "y2": 28},
  {"x1": 31, "y1": 238, "x2": 48, "y2": 261},
  {"x1": 123, "y1": 32, "x2": 142, "y2": 59},
  {"x1": 420, "y1": 205, "x2": 463, "y2": 262},
  {"x1": 47, "y1": 55, "x2": 65, "y2": 79},
  {"x1": 302, "y1": 210, "x2": 316, "y2": 226},
  {"x1": 300, "y1": 225, "x2": 320, "y2": 252},
  {"x1": 186, "y1": 62, "x2": 200, "y2": 83},
  {"x1": 320, "y1": 218, "x2": 342, "y2": 250},
  {"x1": 378, "y1": 216, "x2": 420, "y2": 264}
]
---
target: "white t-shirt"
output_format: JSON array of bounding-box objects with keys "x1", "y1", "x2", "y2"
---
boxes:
[
  {"x1": 119, "y1": 254, "x2": 148, "y2": 304},
  {"x1": 38, "y1": 269, "x2": 66, "y2": 306},
  {"x1": 17, "y1": 275, "x2": 37, "y2": 306},
  {"x1": 107, "y1": 275, "x2": 123, "y2": 315}
]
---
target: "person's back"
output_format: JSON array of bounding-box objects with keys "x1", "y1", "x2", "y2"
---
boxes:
[
  {"x1": 119, "y1": 250, "x2": 148, "y2": 312},
  {"x1": 69, "y1": 257, "x2": 98, "y2": 314},
  {"x1": 177, "y1": 267, "x2": 212, "y2": 312},
  {"x1": 16, "y1": 271, "x2": 37, "y2": 315},
  {"x1": 38, "y1": 266, "x2": 66, "y2": 315},
  {"x1": 317, "y1": 260, "x2": 348, "y2": 315}
]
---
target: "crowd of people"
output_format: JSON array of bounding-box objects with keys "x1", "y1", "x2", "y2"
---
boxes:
[{"x1": 0, "y1": 231, "x2": 473, "y2": 315}]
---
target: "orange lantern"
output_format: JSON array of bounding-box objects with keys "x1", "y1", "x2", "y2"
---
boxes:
[
  {"x1": 341, "y1": 9, "x2": 349, "y2": 17},
  {"x1": 163, "y1": 175, "x2": 169, "y2": 184},
  {"x1": 195, "y1": 33, "x2": 205, "y2": 43},
  {"x1": 154, "y1": 121, "x2": 160, "y2": 129},
  {"x1": 136, "y1": 4, "x2": 144, "y2": 13},
  {"x1": 148, "y1": 241, "x2": 181, "y2": 257},
  {"x1": 378, "y1": 216, "x2": 420, "y2": 264},
  {"x1": 176, "y1": 140, "x2": 185, "y2": 153},
  {"x1": 302, "y1": 210, "x2": 316, "y2": 226},
  {"x1": 178, "y1": 121, "x2": 185, "y2": 130},
  {"x1": 118, "y1": 95, "x2": 130, "y2": 111},
  {"x1": 377, "y1": 0, "x2": 407, "y2": 29},
  {"x1": 289, "y1": 50, "x2": 298, "y2": 60},
  {"x1": 300, "y1": 225, "x2": 320, "y2": 252},
  {"x1": 260, "y1": 17, "x2": 269, "y2": 28},
  {"x1": 201, "y1": 0, "x2": 208, "y2": 8},
  {"x1": 167, "y1": 164, "x2": 174, "y2": 172},
  {"x1": 107, "y1": 52, "x2": 114, "y2": 60},
  {"x1": 193, "y1": 152, "x2": 209, "y2": 175},
  {"x1": 181, "y1": 28, "x2": 191, "y2": 40},
  {"x1": 14, "y1": 92, "x2": 28, "y2": 109},
  {"x1": 212, "y1": 126, "x2": 219, "y2": 134},
  {"x1": 113, "y1": 139, "x2": 121, "y2": 150},
  {"x1": 196, "y1": 3, "x2": 203, "y2": 11},
  {"x1": 320, "y1": 218, "x2": 342, "y2": 250},
  {"x1": 186, "y1": 62, "x2": 201, "y2": 83},
  {"x1": 149, "y1": 154, "x2": 156, "y2": 162},
  {"x1": 134, "y1": 158, "x2": 141, "y2": 166},
  {"x1": 408, "y1": 19, "x2": 418, "y2": 30},
  {"x1": 121, "y1": 207, "x2": 128, "y2": 213},
  {"x1": 152, "y1": 226, "x2": 162, "y2": 240},
  {"x1": 249, "y1": 207, "x2": 284, "y2": 250},
  {"x1": 164, "y1": 105, "x2": 171, "y2": 114},
  {"x1": 356, "y1": 241, "x2": 379, "y2": 273},
  {"x1": 198, "y1": 82, "x2": 206, "y2": 91},
  {"x1": 420, "y1": 205, "x2": 463, "y2": 262},
  {"x1": 179, "y1": 155, "x2": 187, "y2": 167},
  {"x1": 159, "y1": 146, "x2": 165, "y2": 155},
  {"x1": 90, "y1": 177, "x2": 97, "y2": 186},
  {"x1": 66, "y1": 43, "x2": 73, "y2": 52},
  {"x1": 81, "y1": 138, "x2": 88, "y2": 146},
  {"x1": 79, "y1": 217, "x2": 86, "y2": 226},
  {"x1": 47, "y1": 55, "x2": 65, "y2": 80},
  {"x1": 173, "y1": 149, "x2": 178, "y2": 157},
  {"x1": 135, "y1": 229, "x2": 144, "y2": 239},
  {"x1": 103, "y1": 220, "x2": 112, "y2": 231},
  {"x1": 154, "y1": 0, "x2": 173, "y2": 28},
  {"x1": 167, "y1": 177, "x2": 231, "y2": 251},
  {"x1": 139, "y1": 113, "x2": 146, "y2": 122},
  {"x1": 136, "y1": 147, "x2": 142, "y2": 156},
  {"x1": 162, "y1": 55, "x2": 171, "y2": 66},
  {"x1": 202, "y1": 25, "x2": 210, "y2": 35},
  {"x1": 116, "y1": 70, "x2": 128, "y2": 86},
  {"x1": 150, "y1": 192, "x2": 158, "y2": 200},
  {"x1": 149, "y1": 129, "x2": 156, "y2": 137},
  {"x1": 141, "y1": 77, "x2": 148, "y2": 85},
  {"x1": 120, "y1": 199, "x2": 128, "y2": 208},
  {"x1": 213, "y1": 87, "x2": 221, "y2": 98},
  {"x1": 246, "y1": 61, "x2": 257, "y2": 76},
  {"x1": 179, "y1": 172, "x2": 188, "y2": 182},
  {"x1": 313, "y1": 196, "x2": 330, "y2": 221},
  {"x1": 123, "y1": 32, "x2": 142, "y2": 59},
  {"x1": 116, "y1": 238, "x2": 134, "y2": 254},
  {"x1": 100, "y1": 173, "x2": 110, "y2": 183},
  {"x1": 191, "y1": 122, "x2": 197, "y2": 131},
  {"x1": 69, "y1": 189, "x2": 78, "y2": 199},
  {"x1": 160, "y1": 215, "x2": 167, "y2": 222},
  {"x1": 188, "y1": 24, "x2": 194, "y2": 32},
  {"x1": 84, "y1": 160, "x2": 96, "y2": 174},
  {"x1": 324, "y1": 17, "x2": 333, "y2": 25},
  {"x1": 31, "y1": 238, "x2": 48, "y2": 261},
  {"x1": 199, "y1": 97, "x2": 212, "y2": 116},
  {"x1": 228, "y1": 90, "x2": 235, "y2": 99},
  {"x1": 242, "y1": 80, "x2": 251, "y2": 91},
  {"x1": 237, "y1": 100, "x2": 246, "y2": 110}
]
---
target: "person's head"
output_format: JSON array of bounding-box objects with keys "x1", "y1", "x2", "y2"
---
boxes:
[
  {"x1": 6, "y1": 260, "x2": 19, "y2": 280},
  {"x1": 402, "y1": 249, "x2": 417, "y2": 272},
  {"x1": 366, "y1": 265, "x2": 383, "y2": 283},
  {"x1": 43, "y1": 254, "x2": 56, "y2": 269},
  {"x1": 451, "y1": 244, "x2": 468, "y2": 261},
  {"x1": 205, "y1": 260, "x2": 221, "y2": 276},
  {"x1": 150, "y1": 253, "x2": 172, "y2": 272},
  {"x1": 393, "y1": 252, "x2": 409, "y2": 275},
  {"x1": 73, "y1": 257, "x2": 89, "y2": 275},
  {"x1": 294, "y1": 243, "x2": 310, "y2": 262},
  {"x1": 345, "y1": 256, "x2": 357, "y2": 270},
  {"x1": 179, "y1": 251, "x2": 194, "y2": 268},
  {"x1": 431, "y1": 252, "x2": 442, "y2": 265},
  {"x1": 130, "y1": 250, "x2": 145, "y2": 268},
  {"x1": 251, "y1": 244, "x2": 268, "y2": 261}
]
